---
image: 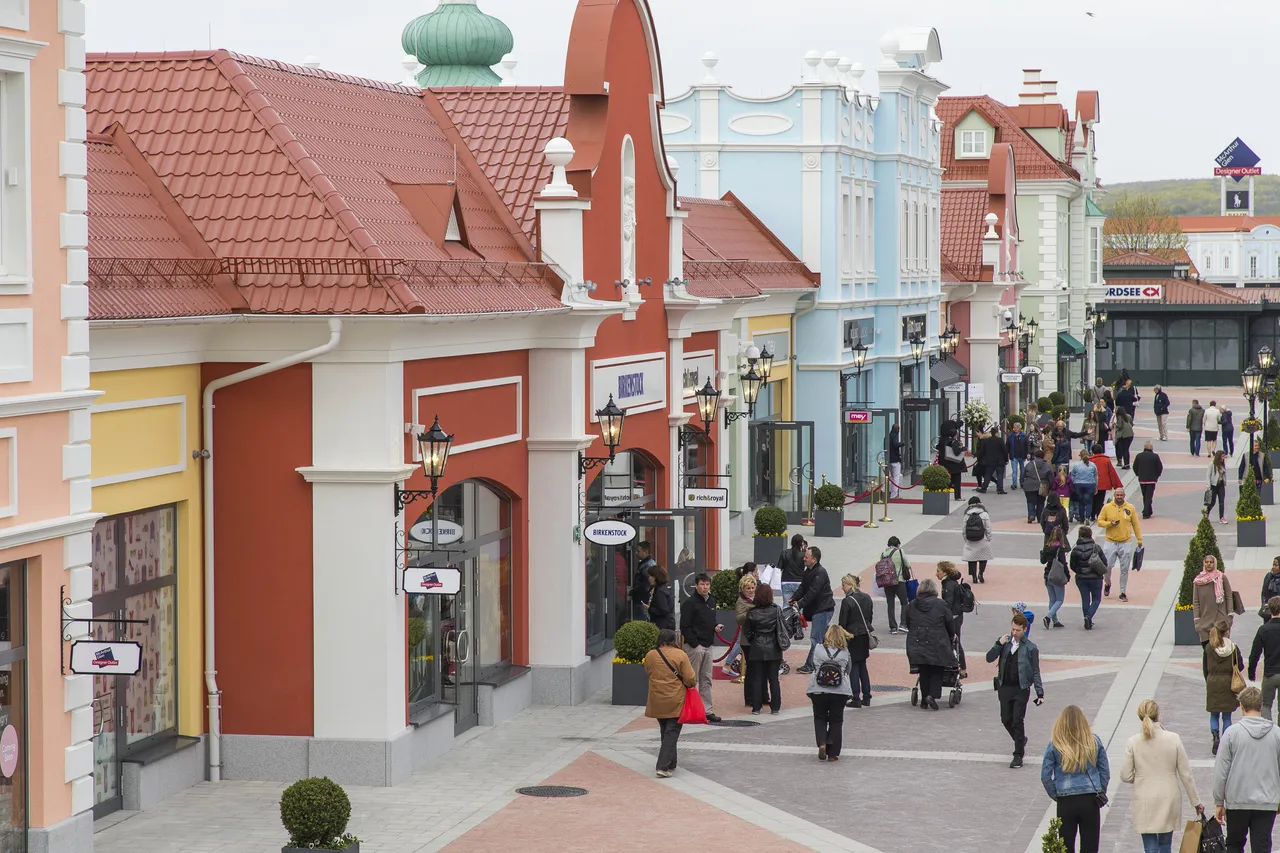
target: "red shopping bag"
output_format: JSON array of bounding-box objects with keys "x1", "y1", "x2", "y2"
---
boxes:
[{"x1": 678, "y1": 687, "x2": 707, "y2": 724}]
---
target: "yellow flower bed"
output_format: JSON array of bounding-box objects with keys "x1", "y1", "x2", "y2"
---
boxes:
[
  {"x1": 1175, "y1": 604, "x2": 1193, "y2": 612},
  {"x1": 613, "y1": 656, "x2": 645, "y2": 665},
  {"x1": 1238, "y1": 515, "x2": 1267, "y2": 522}
]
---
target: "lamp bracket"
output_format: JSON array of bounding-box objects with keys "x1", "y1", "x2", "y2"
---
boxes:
[
  {"x1": 60, "y1": 585, "x2": 149, "y2": 674},
  {"x1": 578, "y1": 452, "x2": 613, "y2": 479},
  {"x1": 724, "y1": 410, "x2": 751, "y2": 427},
  {"x1": 394, "y1": 484, "x2": 437, "y2": 517}
]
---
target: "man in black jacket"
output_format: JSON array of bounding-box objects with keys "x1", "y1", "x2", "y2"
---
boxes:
[
  {"x1": 1249, "y1": 597, "x2": 1280, "y2": 720},
  {"x1": 888, "y1": 424, "x2": 904, "y2": 499},
  {"x1": 630, "y1": 541, "x2": 657, "y2": 621},
  {"x1": 1131, "y1": 441, "x2": 1164, "y2": 519},
  {"x1": 680, "y1": 572, "x2": 723, "y2": 722},
  {"x1": 1006, "y1": 421, "x2": 1029, "y2": 491},
  {"x1": 986, "y1": 613, "x2": 1045, "y2": 768},
  {"x1": 1115, "y1": 379, "x2": 1138, "y2": 421},
  {"x1": 790, "y1": 546, "x2": 835, "y2": 675},
  {"x1": 977, "y1": 428, "x2": 1010, "y2": 495},
  {"x1": 1153, "y1": 385, "x2": 1171, "y2": 441}
]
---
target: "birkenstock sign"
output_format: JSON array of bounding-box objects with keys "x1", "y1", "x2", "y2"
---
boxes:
[{"x1": 583, "y1": 520, "x2": 638, "y2": 546}]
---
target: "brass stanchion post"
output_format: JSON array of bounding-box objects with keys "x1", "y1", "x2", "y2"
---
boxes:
[
  {"x1": 865, "y1": 482, "x2": 879, "y2": 529},
  {"x1": 879, "y1": 463, "x2": 893, "y2": 522}
]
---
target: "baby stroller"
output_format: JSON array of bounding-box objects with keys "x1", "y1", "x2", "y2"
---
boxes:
[{"x1": 909, "y1": 636, "x2": 963, "y2": 708}]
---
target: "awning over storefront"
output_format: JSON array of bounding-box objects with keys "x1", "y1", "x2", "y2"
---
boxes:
[
  {"x1": 930, "y1": 357, "x2": 968, "y2": 388},
  {"x1": 1057, "y1": 330, "x2": 1086, "y2": 359}
]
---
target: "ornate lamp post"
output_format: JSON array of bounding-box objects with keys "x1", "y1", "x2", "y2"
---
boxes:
[
  {"x1": 1259, "y1": 345, "x2": 1275, "y2": 433},
  {"x1": 394, "y1": 416, "x2": 454, "y2": 515},
  {"x1": 678, "y1": 378, "x2": 721, "y2": 449},
  {"x1": 579, "y1": 395, "x2": 627, "y2": 477},
  {"x1": 1243, "y1": 364, "x2": 1264, "y2": 422}
]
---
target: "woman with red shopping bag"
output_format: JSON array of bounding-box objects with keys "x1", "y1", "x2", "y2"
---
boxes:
[{"x1": 643, "y1": 629, "x2": 698, "y2": 778}]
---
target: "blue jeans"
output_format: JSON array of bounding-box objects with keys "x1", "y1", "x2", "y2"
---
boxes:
[
  {"x1": 724, "y1": 636, "x2": 742, "y2": 670},
  {"x1": 1010, "y1": 458, "x2": 1024, "y2": 489},
  {"x1": 1141, "y1": 831, "x2": 1172, "y2": 853},
  {"x1": 1077, "y1": 577, "x2": 1103, "y2": 619},
  {"x1": 804, "y1": 610, "x2": 833, "y2": 669},
  {"x1": 1046, "y1": 581, "x2": 1065, "y2": 622},
  {"x1": 1210, "y1": 711, "x2": 1233, "y2": 734},
  {"x1": 1072, "y1": 484, "x2": 1096, "y2": 522},
  {"x1": 1190, "y1": 429, "x2": 1202, "y2": 456}
]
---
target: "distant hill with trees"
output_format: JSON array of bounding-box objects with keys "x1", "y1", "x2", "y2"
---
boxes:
[{"x1": 1104, "y1": 176, "x2": 1280, "y2": 216}]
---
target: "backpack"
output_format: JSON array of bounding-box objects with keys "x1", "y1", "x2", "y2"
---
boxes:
[
  {"x1": 815, "y1": 647, "x2": 844, "y2": 689},
  {"x1": 964, "y1": 510, "x2": 986, "y2": 542},
  {"x1": 956, "y1": 579, "x2": 976, "y2": 613},
  {"x1": 874, "y1": 550, "x2": 899, "y2": 588}
]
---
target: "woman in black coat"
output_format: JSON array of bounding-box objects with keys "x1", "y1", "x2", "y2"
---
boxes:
[
  {"x1": 937, "y1": 562, "x2": 968, "y2": 679},
  {"x1": 644, "y1": 564, "x2": 675, "y2": 630},
  {"x1": 838, "y1": 573, "x2": 874, "y2": 708},
  {"x1": 742, "y1": 584, "x2": 784, "y2": 715},
  {"x1": 904, "y1": 578, "x2": 957, "y2": 710}
]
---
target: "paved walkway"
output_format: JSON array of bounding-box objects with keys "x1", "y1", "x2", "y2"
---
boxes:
[{"x1": 92, "y1": 386, "x2": 1275, "y2": 852}]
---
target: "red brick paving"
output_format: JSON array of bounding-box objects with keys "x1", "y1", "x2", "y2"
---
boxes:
[{"x1": 441, "y1": 751, "x2": 811, "y2": 853}]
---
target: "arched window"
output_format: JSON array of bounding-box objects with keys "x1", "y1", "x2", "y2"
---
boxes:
[
  {"x1": 1204, "y1": 254, "x2": 1212, "y2": 272},
  {"x1": 407, "y1": 480, "x2": 513, "y2": 720},
  {"x1": 1224, "y1": 254, "x2": 1231, "y2": 271},
  {"x1": 1251, "y1": 255, "x2": 1259, "y2": 278}
]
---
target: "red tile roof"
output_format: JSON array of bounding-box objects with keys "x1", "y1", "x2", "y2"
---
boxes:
[
  {"x1": 1105, "y1": 277, "x2": 1250, "y2": 305},
  {"x1": 1103, "y1": 251, "x2": 1179, "y2": 267},
  {"x1": 85, "y1": 50, "x2": 563, "y2": 316},
  {"x1": 432, "y1": 87, "x2": 569, "y2": 245},
  {"x1": 1178, "y1": 215, "x2": 1280, "y2": 233},
  {"x1": 937, "y1": 96, "x2": 1079, "y2": 182},
  {"x1": 940, "y1": 188, "x2": 989, "y2": 282},
  {"x1": 680, "y1": 195, "x2": 817, "y2": 298}
]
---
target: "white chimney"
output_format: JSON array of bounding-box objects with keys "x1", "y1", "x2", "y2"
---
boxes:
[
  {"x1": 1041, "y1": 79, "x2": 1059, "y2": 104},
  {"x1": 1019, "y1": 68, "x2": 1043, "y2": 105}
]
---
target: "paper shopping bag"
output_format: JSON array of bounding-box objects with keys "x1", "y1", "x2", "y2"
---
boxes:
[{"x1": 1178, "y1": 818, "x2": 1202, "y2": 853}]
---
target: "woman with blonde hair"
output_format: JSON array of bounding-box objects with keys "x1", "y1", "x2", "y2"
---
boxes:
[
  {"x1": 1120, "y1": 700, "x2": 1203, "y2": 853},
  {"x1": 722, "y1": 573, "x2": 757, "y2": 684},
  {"x1": 805, "y1": 622, "x2": 852, "y2": 761},
  {"x1": 1041, "y1": 704, "x2": 1110, "y2": 853},
  {"x1": 1204, "y1": 619, "x2": 1245, "y2": 755}
]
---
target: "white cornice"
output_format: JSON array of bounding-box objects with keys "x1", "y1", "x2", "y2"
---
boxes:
[
  {"x1": 0, "y1": 389, "x2": 101, "y2": 418},
  {"x1": 295, "y1": 465, "x2": 417, "y2": 485},
  {"x1": 0, "y1": 512, "x2": 101, "y2": 551},
  {"x1": 526, "y1": 437, "x2": 596, "y2": 453}
]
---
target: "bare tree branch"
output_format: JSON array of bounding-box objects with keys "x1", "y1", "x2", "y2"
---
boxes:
[{"x1": 1103, "y1": 192, "x2": 1187, "y2": 259}]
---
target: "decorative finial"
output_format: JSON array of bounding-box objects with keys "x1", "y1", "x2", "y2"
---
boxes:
[
  {"x1": 701, "y1": 50, "x2": 719, "y2": 85},
  {"x1": 984, "y1": 212, "x2": 999, "y2": 239},
  {"x1": 541, "y1": 138, "x2": 577, "y2": 199}
]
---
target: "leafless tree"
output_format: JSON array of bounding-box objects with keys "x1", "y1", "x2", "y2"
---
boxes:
[{"x1": 1103, "y1": 192, "x2": 1187, "y2": 259}]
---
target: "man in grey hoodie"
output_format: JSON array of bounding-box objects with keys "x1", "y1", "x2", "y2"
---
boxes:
[
  {"x1": 1213, "y1": 686, "x2": 1280, "y2": 850},
  {"x1": 1187, "y1": 400, "x2": 1205, "y2": 458}
]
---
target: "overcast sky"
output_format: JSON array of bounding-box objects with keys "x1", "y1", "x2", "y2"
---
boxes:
[{"x1": 85, "y1": 0, "x2": 1271, "y2": 184}]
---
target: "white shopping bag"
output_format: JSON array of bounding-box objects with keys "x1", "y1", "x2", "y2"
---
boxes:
[{"x1": 1104, "y1": 440, "x2": 1116, "y2": 457}]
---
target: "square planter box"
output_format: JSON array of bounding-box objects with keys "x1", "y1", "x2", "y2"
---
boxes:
[
  {"x1": 922, "y1": 491, "x2": 952, "y2": 516},
  {"x1": 611, "y1": 663, "x2": 648, "y2": 706},
  {"x1": 754, "y1": 536, "x2": 786, "y2": 566},
  {"x1": 1271, "y1": 450, "x2": 1280, "y2": 475},
  {"x1": 1173, "y1": 608, "x2": 1200, "y2": 646},
  {"x1": 285, "y1": 846, "x2": 358, "y2": 853},
  {"x1": 1239, "y1": 518, "x2": 1268, "y2": 548},
  {"x1": 1263, "y1": 482, "x2": 1275, "y2": 506},
  {"x1": 715, "y1": 609, "x2": 738, "y2": 642},
  {"x1": 813, "y1": 509, "x2": 844, "y2": 538}
]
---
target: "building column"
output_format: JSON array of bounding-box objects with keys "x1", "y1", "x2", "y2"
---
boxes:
[
  {"x1": 296, "y1": 362, "x2": 414, "y2": 785},
  {"x1": 967, "y1": 288, "x2": 1005, "y2": 413},
  {"x1": 526, "y1": 347, "x2": 596, "y2": 705}
]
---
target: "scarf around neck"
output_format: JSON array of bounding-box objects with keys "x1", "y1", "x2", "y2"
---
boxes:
[{"x1": 1194, "y1": 567, "x2": 1225, "y2": 603}]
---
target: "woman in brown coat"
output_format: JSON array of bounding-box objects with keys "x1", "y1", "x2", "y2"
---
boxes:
[
  {"x1": 1203, "y1": 621, "x2": 1245, "y2": 756},
  {"x1": 1192, "y1": 554, "x2": 1238, "y2": 644},
  {"x1": 643, "y1": 629, "x2": 696, "y2": 777}
]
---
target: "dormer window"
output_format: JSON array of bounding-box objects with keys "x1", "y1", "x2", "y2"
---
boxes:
[{"x1": 959, "y1": 129, "x2": 987, "y2": 158}]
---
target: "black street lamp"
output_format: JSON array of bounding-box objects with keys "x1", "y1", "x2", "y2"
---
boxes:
[
  {"x1": 908, "y1": 333, "x2": 925, "y2": 364},
  {"x1": 757, "y1": 343, "x2": 775, "y2": 383},
  {"x1": 1259, "y1": 346, "x2": 1276, "y2": 432},
  {"x1": 579, "y1": 394, "x2": 628, "y2": 477},
  {"x1": 1243, "y1": 364, "x2": 1264, "y2": 420},
  {"x1": 725, "y1": 363, "x2": 764, "y2": 426},
  {"x1": 679, "y1": 378, "x2": 721, "y2": 449},
  {"x1": 394, "y1": 416, "x2": 454, "y2": 515}
]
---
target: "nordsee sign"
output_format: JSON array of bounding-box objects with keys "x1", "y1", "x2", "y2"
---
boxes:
[
  {"x1": 584, "y1": 520, "x2": 638, "y2": 546},
  {"x1": 592, "y1": 354, "x2": 666, "y2": 416},
  {"x1": 1104, "y1": 284, "x2": 1162, "y2": 301}
]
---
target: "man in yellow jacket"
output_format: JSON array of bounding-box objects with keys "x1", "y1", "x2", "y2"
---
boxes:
[{"x1": 1098, "y1": 486, "x2": 1142, "y2": 603}]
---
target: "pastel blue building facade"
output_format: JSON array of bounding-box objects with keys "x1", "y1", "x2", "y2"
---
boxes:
[{"x1": 663, "y1": 30, "x2": 948, "y2": 494}]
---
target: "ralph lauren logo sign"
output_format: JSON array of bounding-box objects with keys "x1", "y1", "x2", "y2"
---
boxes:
[{"x1": 618, "y1": 372, "x2": 645, "y2": 399}]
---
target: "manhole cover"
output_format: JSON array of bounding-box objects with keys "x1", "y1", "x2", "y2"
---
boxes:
[
  {"x1": 516, "y1": 785, "x2": 588, "y2": 798},
  {"x1": 707, "y1": 718, "x2": 760, "y2": 727}
]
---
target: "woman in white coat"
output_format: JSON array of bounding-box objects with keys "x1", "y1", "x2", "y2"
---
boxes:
[
  {"x1": 1119, "y1": 699, "x2": 1205, "y2": 853},
  {"x1": 961, "y1": 495, "x2": 994, "y2": 584}
]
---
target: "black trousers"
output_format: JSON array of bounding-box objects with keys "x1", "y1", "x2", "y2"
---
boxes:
[
  {"x1": 999, "y1": 685, "x2": 1030, "y2": 756},
  {"x1": 953, "y1": 615, "x2": 967, "y2": 671},
  {"x1": 1056, "y1": 793, "x2": 1101, "y2": 853},
  {"x1": 1091, "y1": 490, "x2": 1107, "y2": 522},
  {"x1": 1224, "y1": 429, "x2": 1236, "y2": 456},
  {"x1": 1226, "y1": 808, "x2": 1277, "y2": 853},
  {"x1": 1208, "y1": 480, "x2": 1227, "y2": 520},
  {"x1": 746, "y1": 657, "x2": 781, "y2": 713},
  {"x1": 741, "y1": 659, "x2": 772, "y2": 708},
  {"x1": 883, "y1": 582, "x2": 908, "y2": 631},
  {"x1": 950, "y1": 470, "x2": 963, "y2": 499},
  {"x1": 1139, "y1": 482, "x2": 1156, "y2": 517},
  {"x1": 656, "y1": 717, "x2": 682, "y2": 771},
  {"x1": 809, "y1": 692, "x2": 846, "y2": 756},
  {"x1": 1115, "y1": 436, "x2": 1133, "y2": 467},
  {"x1": 968, "y1": 560, "x2": 987, "y2": 582},
  {"x1": 918, "y1": 664, "x2": 945, "y2": 699}
]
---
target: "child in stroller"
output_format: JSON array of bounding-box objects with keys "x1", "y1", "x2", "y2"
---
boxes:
[{"x1": 910, "y1": 635, "x2": 963, "y2": 708}]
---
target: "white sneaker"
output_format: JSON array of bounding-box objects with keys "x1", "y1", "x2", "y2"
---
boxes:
[{"x1": 656, "y1": 769, "x2": 672, "y2": 778}]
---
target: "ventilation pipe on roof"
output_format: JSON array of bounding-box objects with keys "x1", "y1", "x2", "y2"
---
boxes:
[
  {"x1": 1040, "y1": 80, "x2": 1059, "y2": 104},
  {"x1": 500, "y1": 55, "x2": 517, "y2": 83},
  {"x1": 201, "y1": 319, "x2": 343, "y2": 783},
  {"x1": 302, "y1": 55, "x2": 321, "y2": 69}
]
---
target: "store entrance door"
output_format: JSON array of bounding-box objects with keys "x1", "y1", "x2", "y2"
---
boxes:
[
  {"x1": 842, "y1": 409, "x2": 897, "y2": 496},
  {"x1": 749, "y1": 421, "x2": 815, "y2": 523},
  {"x1": 624, "y1": 509, "x2": 704, "y2": 607},
  {"x1": 407, "y1": 541, "x2": 479, "y2": 735}
]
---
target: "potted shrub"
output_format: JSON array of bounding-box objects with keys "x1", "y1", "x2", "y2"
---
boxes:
[
  {"x1": 921, "y1": 464, "x2": 953, "y2": 515},
  {"x1": 280, "y1": 776, "x2": 360, "y2": 852},
  {"x1": 709, "y1": 568, "x2": 740, "y2": 635},
  {"x1": 1237, "y1": 468, "x2": 1267, "y2": 548},
  {"x1": 611, "y1": 619, "x2": 659, "y2": 705},
  {"x1": 1041, "y1": 818, "x2": 1067, "y2": 853},
  {"x1": 812, "y1": 482, "x2": 846, "y2": 538},
  {"x1": 752, "y1": 505, "x2": 788, "y2": 565},
  {"x1": 1175, "y1": 515, "x2": 1224, "y2": 645}
]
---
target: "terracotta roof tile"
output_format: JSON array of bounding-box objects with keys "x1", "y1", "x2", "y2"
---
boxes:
[
  {"x1": 85, "y1": 50, "x2": 561, "y2": 316},
  {"x1": 940, "y1": 188, "x2": 988, "y2": 282},
  {"x1": 1104, "y1": 251, "x2": 1177, "y2": 266},
  {"x1": 680, "y1": 194, "x2": 817, "y2": 294},
  {"x1": 1178, "y1": 215, "x2": 1280, "y2": 233},
  {"x1": 937, "y1": 96, "x2": 1079, "y2": 182},
  {"x1": 1105, "y1": 277, "x2": 1250, "y2": 305}
]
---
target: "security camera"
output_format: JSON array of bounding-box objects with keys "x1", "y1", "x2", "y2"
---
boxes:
[{"x1": 1058, "y1": 281, "x2": 1069, "y2": 292}]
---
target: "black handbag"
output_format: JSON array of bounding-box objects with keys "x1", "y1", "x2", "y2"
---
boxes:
[
  {"x1": 1086, "y1": 761, "x2": 1108, "y2": 809},
  {"x1": 1198, "y1": 814, "x2": 1226, "y2": 853}
]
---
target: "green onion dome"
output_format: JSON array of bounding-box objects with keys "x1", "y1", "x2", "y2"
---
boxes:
[{"x1": 401, "y1": 0, "x2": 514, "y2": 87}]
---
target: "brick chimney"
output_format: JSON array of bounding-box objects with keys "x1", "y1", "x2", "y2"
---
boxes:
[
  {"x1": 1040, "y1": 79, "x2": 1059, "y2": 104},
  {"x1": 1019, "y1": 69, "x2": 1043, "y2": 105}
]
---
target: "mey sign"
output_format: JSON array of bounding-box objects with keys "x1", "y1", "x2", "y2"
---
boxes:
[
  {"x1": 1104, "y1": 285, "x2": 1162, "y2": 301},
  {"x1": 69, "y1": 641, "x2": 143, "y2": 676},
  {"x1": 403, "y1": 567, "x2": 462, "y2": 595},
  {"x1": 583, "y1": 520, "x2": 638, "y2": 546}
]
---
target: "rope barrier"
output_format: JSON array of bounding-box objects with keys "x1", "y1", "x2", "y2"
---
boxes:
[
  {"x1": 713, "y1": 626, "x2": 741, "y2": 663},
  {"x1": 843, "y1": 474, "x2": 925, "y2": 504}
]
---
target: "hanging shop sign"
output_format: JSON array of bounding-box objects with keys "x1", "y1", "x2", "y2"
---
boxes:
[
  {"x1": 583, "y1": 519, "x2": 639, "y2": 546},
  {"x1": 1020, "y1": 365, "x2": 1043, "y2": 376},
  {"x1": 845, "y1": 410, "x2": 871, "y2": 424},
  {"x1": 943, "y1": 382, "x2": 966, "y2": 393},
  {"x1": 1104, "y1": 284, "x2": 1162, "y2": 301},
  {"x1": 1001, "y1": 373, "x2": 1023, "y2": 384},
  {"x1": 408, "y1": 519, "x2": 465, "y2": 546},
  {"x1": 683, "y1": 487, "x2": 728, "y2": 509},
  {"x1": 591, "y1": 353, "x2": 667, "y2": 416},
  {"x1": 752, "y1": 330, "x2": 791, "y2": 363},
  {"x1": 902, "y1": 397, "x2": 931, "y2": 412},
  {"x1": 403, "y1": 566, "x2": 462, "y2": 595},
  {"x1": 69, "y1": 641, "x2": 143, "y2": 676}
]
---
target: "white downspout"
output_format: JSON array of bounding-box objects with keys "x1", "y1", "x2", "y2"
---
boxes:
[{"x1": 201, "y1": 319, "x2": 343, "y2": 782}]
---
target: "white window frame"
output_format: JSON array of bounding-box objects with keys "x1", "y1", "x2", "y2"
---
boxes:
[
  {"x1": 0, "y1": 39, "x2": 38, "y2": 295},
  {"x1": 1089, "y1": 226, "x2": 1101, "y2": 284},
  {"x1": 854, "y1": 190, "x2": 864, "y2": 272},
  {"x1": 1250, "y1": 255, "x2": 1259, "y2": 278},
  {"x1": 840, "y1": 187, "x2": 852, "y2": 275},
  {"x1": 866, "y1": 193, "x2": 875, "y2": 274},
  {"x1": 902, "y1": 201, "x2": 909, "y2": 268},
  {"x1": 924, "y1": 205, "x2": 931, "y2": 269},
  {"x1": 959, "y1": 129, "x2": 987, "y2": 158},
  {"x1": 1224, "y1": 254, "x2": 1231, "y2": 271},
  {"x1": 1205, "y1": 254, "x2": 1212, "y2": 272}
]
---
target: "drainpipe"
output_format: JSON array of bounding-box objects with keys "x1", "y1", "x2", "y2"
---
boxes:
[{"x1": 201, "y1": 319, "x2": 343, "y2": 782}]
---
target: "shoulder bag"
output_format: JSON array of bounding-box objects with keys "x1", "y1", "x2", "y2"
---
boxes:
[
  {"x1": 1231, "y1": 589, "x2": 1246, "y2": 616},
  {"x1": 1046, "y1": 550, "x2": 1069, "y2": 587},
  {"x1": 1231, "y1": 648, "x2": 1247, "y2": 694},
  {"x1": 773, "y1": 605, "x2": 792, "y2": 652},
  {"x1": 1086, "y1": 750, "x2": 1109, "y2": 809},
  {"x1": 854, "y1": 594, "x2": 879, "y2": 650},
  {"x1": 656, "y1": 647, "x2": 707, "y2": 725},
  {"x1": 1035, "y1": 461, "x2": 1050, "y2": 498}
]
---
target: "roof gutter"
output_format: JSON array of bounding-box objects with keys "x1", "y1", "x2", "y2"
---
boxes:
[
  {"x1": 89, "y1": 307, "x2": 571, "y2": 329},
  {"x1": 200, "y1": 318, "x2": 343, "y2": 783}
]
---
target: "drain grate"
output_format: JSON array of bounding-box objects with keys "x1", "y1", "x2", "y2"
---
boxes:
[
  {"x1": 871, "y1": 684, "x2": 909, "y2": 693},
  {"x1": 516, "y1": 785, "x2": 589, "y2": 798},
  {"x1": 707, "y1": 718, "x2": 760, "y2": 727}
]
